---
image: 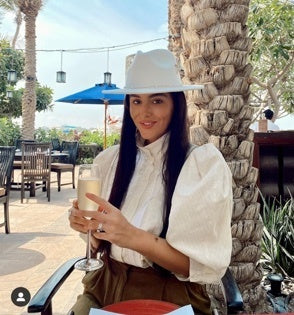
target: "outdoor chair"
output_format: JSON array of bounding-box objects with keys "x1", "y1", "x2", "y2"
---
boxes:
[
  {"x1": 0, "y1": 146, "x2": 16, "y2": 234},
  {"x1": 20, "y1": 143, "x2": 51, "y2": 203},
  {"x1": 27, "y1": 257, "x2": 243, "y2": 315},
  {"x1": 51, "y1": 141, "x2": 79, "y2": 192},
  {"x1": 13, "y1": 139, "x2": 37, "y2": 172},
  {"x1": 51, "y1": 138, "x2": 61, "y2": 151},
  {"x1": 14, "y1": 138, "x2": 36, "y2": 150}
]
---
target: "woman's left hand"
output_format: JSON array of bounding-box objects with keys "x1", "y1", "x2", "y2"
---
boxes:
[{"x1": 79, "y1": 193, "x2": 139, "y2": 249}]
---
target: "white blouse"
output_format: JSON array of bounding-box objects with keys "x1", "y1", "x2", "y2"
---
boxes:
[{"x1": 92, "y1": 134, "x2": 233, "y2": 284}]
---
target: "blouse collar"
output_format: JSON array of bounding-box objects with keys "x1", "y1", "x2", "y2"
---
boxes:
[{"x1": 137, "y1": 133, "x2": 169, "y2": 161}]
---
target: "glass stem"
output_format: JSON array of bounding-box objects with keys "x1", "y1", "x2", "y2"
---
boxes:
[{"x1": 86, "y1": 230, "x2": 91, "y2": 262}]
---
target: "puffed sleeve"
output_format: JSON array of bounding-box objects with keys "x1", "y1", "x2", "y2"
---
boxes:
[
  {"x1": 166, "y1": 143, "x2": 233, "y2": 284},
  {"x1": 92, "y1": 145, "x2": 119, "y2": 178}
]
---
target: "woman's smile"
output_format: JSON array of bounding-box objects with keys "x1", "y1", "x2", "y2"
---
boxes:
[{"x1": 139, "y1": 120, "x2": 157, "y2": 128}]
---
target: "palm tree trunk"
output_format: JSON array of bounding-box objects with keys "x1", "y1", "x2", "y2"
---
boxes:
[
  {"x1": 21, "y1": 10, "x2": 37, "y2": 139},
  {"x1": 11, "y1": 9, "x2": 22, "y2": 48},
  {"x1": 168, "y1": 0, "x2": 184, "y2": 66},
  {"x1": 17, "y1": 0, "x2": 42, "y2": 139},
  {"x1": 168, "y1": 0, "x2": 267, "y2": 312}
]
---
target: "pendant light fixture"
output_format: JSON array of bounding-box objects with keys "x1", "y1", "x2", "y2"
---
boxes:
[
  {"x1": 7, "y1": 69, "x2": 17, "y2": 83},
  {"x1": 103, "y1": 48, "x2": 112, "y2": 85},
  {"x1": 56, "y1": 50, "x2": 66, "y2": 83}
]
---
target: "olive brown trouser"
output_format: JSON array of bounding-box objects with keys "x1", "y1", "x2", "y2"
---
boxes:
[{"x1": 71, "y1": 257, "x2": 211, "y2": 315}]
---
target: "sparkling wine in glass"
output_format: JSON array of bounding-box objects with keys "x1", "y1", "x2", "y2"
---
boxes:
[{"x1": 74, "y1": 164, "x2": 104, "y2": 271}]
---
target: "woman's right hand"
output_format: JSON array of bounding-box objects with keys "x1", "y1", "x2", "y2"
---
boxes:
[
  {"x1": 68, "y1": 199, "x2": 101, "y2": 254},
  {"x1": 68, "y1": 199, "x2": 90, "y2": 233}
]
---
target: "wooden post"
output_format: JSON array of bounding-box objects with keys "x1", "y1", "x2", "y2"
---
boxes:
[{"x1": 258, "y1": 119, "x2": 268, "y2": 132}]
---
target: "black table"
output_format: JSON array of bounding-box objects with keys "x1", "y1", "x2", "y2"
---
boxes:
[{"x1": 14, "y1": 150, "x2": 69, "y2": 161}]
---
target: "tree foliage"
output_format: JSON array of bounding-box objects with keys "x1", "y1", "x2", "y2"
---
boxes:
[
  {"x1": 248, "y1": 0, "x2": 294, "y2": 119},
  {"x1": 0, "y1": 39, "x2": 53, "y2": 118},
  {"x1": 0, "y1": 117, "x2": 20, "y2": 145},
  {"x1": 0, "y1": 38, "x2": 24, "y2": 90},
  {"x1": 260, "y1": 195, "x2": 294, "y2": 278},
  {"x1": 0, "y1": 0, "x2": 22, "y2": 48}
]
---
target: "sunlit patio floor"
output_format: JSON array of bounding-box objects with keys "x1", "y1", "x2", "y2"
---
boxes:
[{"x1": 0, "y1": 167, "x2": 85, "y2": 315}]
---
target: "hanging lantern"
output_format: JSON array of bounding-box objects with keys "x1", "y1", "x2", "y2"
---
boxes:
[
  {"x1": 104, "y1": 72, "x2": 112, "y2": 85},
  {"x1": 56, "y1": 71, "x2": 66, "y2": 83},
  {"x1": 56, "y1": 50, "x2": 66, "y2": 83},
  {"x1": 103, "y1": 48, "x2": 112, "y2": 85},
  {"x1": 7, "y1": 70, "x2": 17, "y2": 83},
  {"x1": 6, "y1": 90, "x2": 13, "y2": 98}
]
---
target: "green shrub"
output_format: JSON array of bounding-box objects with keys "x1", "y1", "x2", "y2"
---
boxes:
[
  {"x1": 77, "y1": 130, "x2": 120, "y2": 164},
  {"x1": 78, "y1": 130, "x2": 120, "y2": 147},
  {"x1": 34, "y1": 128, "x2": 72, "y2": 143},
  {"x1": 0, "y1": 118, "x2": 21, "y2": 146},
  {"x1": 78, "y1": 130, "x2": 104, "y2": 145},
  {"x1": 33, "y1": 127, "x2": 120, "y2": 164},
  {"x1": 260, "y1": 194, "x2": 294, "y2": 277}
]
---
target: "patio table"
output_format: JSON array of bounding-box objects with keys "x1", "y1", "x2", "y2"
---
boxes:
[{"x1": 14, "y1": 150, "x2": 69, "y2": 161}]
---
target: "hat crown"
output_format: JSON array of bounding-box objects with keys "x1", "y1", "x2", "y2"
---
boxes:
[
  {"x1": 101, "y1": 49, "x2": 203, "y2": 94},
  {"x1": 125, "y1": 49, "x2": 183, "y2": 90}
]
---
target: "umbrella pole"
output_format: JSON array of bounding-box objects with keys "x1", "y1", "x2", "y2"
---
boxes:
[{"x1": 104, "y1": 101, "x2": 108, "y2": 149}]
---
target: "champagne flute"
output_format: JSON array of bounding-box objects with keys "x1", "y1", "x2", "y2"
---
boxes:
[{"x1": 74, "y1": 164, "x2": 104, "y2": 271}]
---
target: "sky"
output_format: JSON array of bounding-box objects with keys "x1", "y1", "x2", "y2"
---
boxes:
[
  {"x1": 1, "y1": 0, "x2": 169, "y2": 130},
  {"x1": 1, "y1": 0, "x2": 293, "y2": 131}
]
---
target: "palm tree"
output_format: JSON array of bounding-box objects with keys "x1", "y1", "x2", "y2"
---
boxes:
[
  {"x1": 0, "y1": 0, "x2": 23, "y2": 48},
  {"x1": 168, "y1": 0, "x2": 267, "y2": 312},
  {"x1": 168, "y1": 0, "x2": 184, "y2": 69},
  {"x1": 17, "y1": 0, "x2": 42, "y2": 139}
]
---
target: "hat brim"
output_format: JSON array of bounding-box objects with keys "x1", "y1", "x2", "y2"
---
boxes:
[{"x1": 102, "y1": 84, "x2": 204, "y2": 95}]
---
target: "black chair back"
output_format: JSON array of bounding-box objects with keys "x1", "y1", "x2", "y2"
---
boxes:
[
  {"x1": 51, "y1": 138, "x2": 61, "y2": 151},
  {"x1": 61, "y1": 141, "x2": 79, "y2": 165},
  {"x1": 0, "y1": 146, "x2": 16, "y2": 192},
  {"x1": 15, "y1": 139, "x2": 36, "y2": 150},
  {"x1": 0, "y1": 146, "x2": 16, "y2": 233}
]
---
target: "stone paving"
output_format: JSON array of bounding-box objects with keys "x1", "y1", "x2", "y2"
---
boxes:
[{"x1": 0, "y1": 167, "x2": 85, "y2": 315}]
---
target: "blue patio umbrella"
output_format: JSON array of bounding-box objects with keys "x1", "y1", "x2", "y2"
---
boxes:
[{"x1": 55, "y1": 82, "x2": 125, "y2": 148}]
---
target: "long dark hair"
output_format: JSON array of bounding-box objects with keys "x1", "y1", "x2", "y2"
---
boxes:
[{"x1": 99, "y1": 92, "x2": 190, "y2": 265}]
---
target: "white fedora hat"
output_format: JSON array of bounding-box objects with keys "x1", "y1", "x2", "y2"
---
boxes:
[{"x1": 102, "y1": 49, "x2": 203, "y2": 94}]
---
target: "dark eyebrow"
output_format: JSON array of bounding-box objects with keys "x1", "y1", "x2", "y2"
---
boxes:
[{"x1": 150, "y1": 93, "x2": 169, "y2": 98}]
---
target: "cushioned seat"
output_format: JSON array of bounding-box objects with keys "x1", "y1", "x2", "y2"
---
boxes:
[
  {"x1": 13, "y1": 160, "x2": 30, "y2": 169},
  {"x1": 23, "y1": 170, "x2": 50, "y2": 176},
  {"x1": 13, "y1": 160, "x2": 22, "y2": 168},
  {"x1": 51, "y1": 163, "x2": 74, "y2": 170}
]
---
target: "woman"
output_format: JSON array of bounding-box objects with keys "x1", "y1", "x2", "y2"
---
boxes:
[{"x1": 69, "y1": 49, "x2": 233, "y2": 314}]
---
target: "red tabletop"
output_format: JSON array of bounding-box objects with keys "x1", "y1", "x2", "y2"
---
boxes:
[{"x1": 102, "y1": 299, "x2": 180, "y2": 314}]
